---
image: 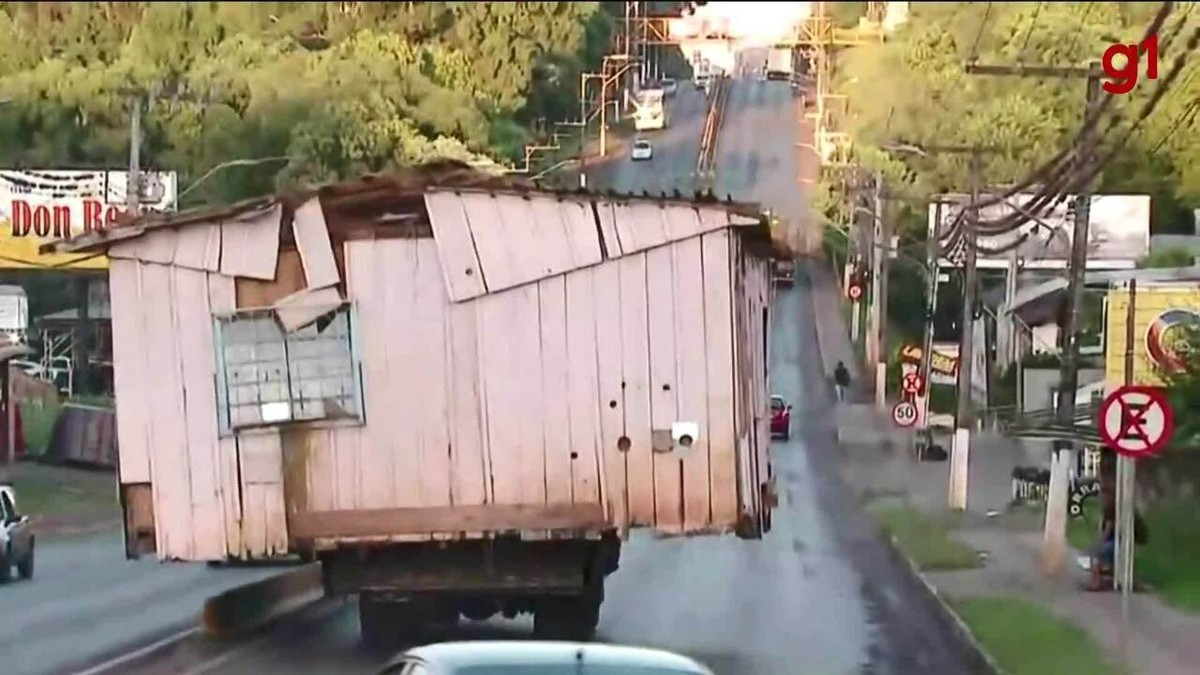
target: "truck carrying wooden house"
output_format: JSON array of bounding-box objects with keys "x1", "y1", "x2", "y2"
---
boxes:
[{"x1": 43, "y1": 160, "x2": 779, "y2": 642}]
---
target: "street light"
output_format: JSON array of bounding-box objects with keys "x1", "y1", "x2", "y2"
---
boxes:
[{"x1": 170, "y1": 156, "x2": 291, "y2": 209}]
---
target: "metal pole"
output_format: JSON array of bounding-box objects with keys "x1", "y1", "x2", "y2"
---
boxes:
[
  {"x1": 3, "y1": 366, "x2": 12, "y2": 480},
  {"x1": 1044, "y1": 68, "x2": 1102, "y2": 573},
  {"x1": 949, "y1": 151, "x2": 982, "y2": 510},
  {"x1": 1116, "y1": 278, "x2": 1137, "y2": 669},
  {"x1": 127, "y1": 95, "x2": 142, "y2": 214},
  {"x1": 599, "y1": 63, "x2": 609, "y2": 158},
  {"x1": 874, "y1": 172, "x2": 889, "y2": 408},
  {"x1": 919, "y1": 201, "x2": 942, "y2": 428}
]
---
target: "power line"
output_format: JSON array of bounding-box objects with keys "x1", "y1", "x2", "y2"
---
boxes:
[
  {"x1": 1019, "y1": 3, "x2": 1044, "y2": 59},
  {"x1": 969, "y1": 3, "x2": 994, "y2": 62},
  {"x1": 1065, "y1": 2, "x2": 1095, "y2": 60}
]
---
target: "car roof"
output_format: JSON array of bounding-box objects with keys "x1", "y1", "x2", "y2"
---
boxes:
[{"x1": 398, "y1": 641, "x2": 710, "y2": 672}]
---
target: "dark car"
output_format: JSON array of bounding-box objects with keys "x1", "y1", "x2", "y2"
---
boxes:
[{"x1": 770, "y1": 395, "x2": 791, "y2": 440}]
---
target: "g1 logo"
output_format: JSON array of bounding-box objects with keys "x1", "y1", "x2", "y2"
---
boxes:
[{"x1": 1102, "y1": 34, "x2": 1158, "y2": 95}]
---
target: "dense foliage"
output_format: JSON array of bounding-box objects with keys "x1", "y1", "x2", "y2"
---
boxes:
[
  {"x1": 833, "y1": 2, "x2": 1199, "y2": 237},
  {"x1": 0, "y1": 2, "x2": 613, "y2": 206}
]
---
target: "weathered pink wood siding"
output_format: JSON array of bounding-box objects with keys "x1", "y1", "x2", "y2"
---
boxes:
[
  {"x1": 109, "y1": 257, "x2": 260, "y2": 561},
  {"x1": 108, "y1": 194, "x2": 773, "y2": 561},
  {"x1": 316, "y1": 198, "x2": 765, "y2": 539}
]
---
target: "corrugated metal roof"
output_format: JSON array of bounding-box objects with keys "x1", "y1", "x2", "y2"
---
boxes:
[{"x1": 41, "y1": 160, "x2": 772, "y2": 256}]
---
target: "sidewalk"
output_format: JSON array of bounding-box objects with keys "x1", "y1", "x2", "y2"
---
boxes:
[{"x1": 807, "y1": 262, "x2": 1200, "y2": 675}]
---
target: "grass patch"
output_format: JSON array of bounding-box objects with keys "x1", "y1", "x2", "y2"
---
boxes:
[
  {"x1": 867, "y1": 502, "x2": 981, "y2": 571},
  {"x1": 1066, "y1": 498, "x2": 1200, "y2": 613},
  {"x1": 954, "y1": 596, "x2": 1122, "y2": 675},
  {"x1": 8, "y1": 461, "x2": 118, "y2": 530}
]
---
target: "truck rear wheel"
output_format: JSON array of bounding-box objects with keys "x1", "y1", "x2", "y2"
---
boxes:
[
  {"x1": 532, "y1": 583, "x2": 602, "y2": 641},
  {"x1": 358, "y1": 595, "x2": 422, "y2": 648}
]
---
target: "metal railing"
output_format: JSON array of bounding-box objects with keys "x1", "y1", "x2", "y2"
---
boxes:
[{"x1": 695, "y1": 76, "x2": 730, "y2": 188}]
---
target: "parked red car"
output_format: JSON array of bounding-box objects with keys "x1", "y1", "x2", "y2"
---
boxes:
[{"x1": 770, "y1": 395, "x2": 791, "y2": 440}]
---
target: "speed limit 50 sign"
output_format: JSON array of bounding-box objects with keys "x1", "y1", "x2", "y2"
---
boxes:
[{"x1": 891, "y1": 401, "x2": 918, "y2": 428}]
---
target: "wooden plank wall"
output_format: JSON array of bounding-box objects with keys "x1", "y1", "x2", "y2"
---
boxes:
[
  {"x1": 109, "y1": 212, "x2": 767, "y2": 559},
  {"x1": 303, "y1": 230, "x2": 750, "y2": 538}
]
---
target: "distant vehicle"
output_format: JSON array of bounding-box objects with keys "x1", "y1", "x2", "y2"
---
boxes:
[
  {"x1": 631, "y1": 139, "x2": 654, "y2": 162},
  {"x1": 660, "y1": 77, "x2": 678, "y2": 96},
  {"x1": 0, "y1": 285, "x2": 28, "y2": 346},
  {"x1": 379, "y1": 641, "x2": 716, "y2": 675},
  {"x1": 766, "y1": 48, "x2": 794, "y2": 81},
  {"x1": 0, "y1": 483, "x2": 35, "y2": 582},
  {"x1": 633, "y1": 88, "x2": 668, "y2": 131},
  {"x1": 770, "y1": 395, "x2": 791, "y2": 440},
  {"x1": 773, "y1": 259, "x2": 795, "y2": 287}
]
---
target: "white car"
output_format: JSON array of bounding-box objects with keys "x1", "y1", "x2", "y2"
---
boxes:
[
  {"x1": 661, "y1": 78, "x2": 678, "y2": 96},
  {"x1": 380, "y1": 641, "x2": 715, "y2": 675},
  {"x1": 0, "y1": 483, "x2": 35, "y2": 582},
  {"x1": 631, "y1": 139, "x2": 653, "y2": 161}
]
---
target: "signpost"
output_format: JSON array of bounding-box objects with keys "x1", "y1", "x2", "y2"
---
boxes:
[
  {"x1": 891, "y1": 401, "x2": 917, "y2": 428},
  {"x1": 1097, "y1": 386, "x2": 1174, "y2": 458},
  {"x1": 901, "y1": 372, "x2": 924, "y2": 397}
]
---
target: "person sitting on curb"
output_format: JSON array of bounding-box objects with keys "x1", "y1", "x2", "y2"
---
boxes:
[
  {"x1": 833, "y1": 361, "x2": 851, "y2": 403},
  {"x1": 1085, "y1": 486, "x2": 1148, "y2": 592}
]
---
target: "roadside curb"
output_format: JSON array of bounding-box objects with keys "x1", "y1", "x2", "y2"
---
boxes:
[
  {"x1": 37, "y1": 519, "x2": 121, "y2": 539},
  {"x1": 879, "y1": 533, "x2": 1007, "y2": 675}
]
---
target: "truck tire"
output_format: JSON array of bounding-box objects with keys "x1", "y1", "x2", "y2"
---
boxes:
[
  {"x1": 0, "y1": 547, "x2": 10, "y2": 584},
  {"x1": 533, "y1": 583, "x2": 602, "y2": 641},
  {"x1": 359, "y1": 595, "x2": 423, "y2": 648}
]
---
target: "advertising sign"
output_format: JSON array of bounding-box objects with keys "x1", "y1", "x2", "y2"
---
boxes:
[
  {"x1": 899, "y1": 343, "x2": 958, "y2": 385},
  {"x1": 0, "y1": 170, "x2": 178, "y2": 270},
  {"x1": 1104, "y1": 284, "x2": 1200, "y2": 388},
  {"x1": 929, "y1": 193, "x2": 1150, "y2": 270}
]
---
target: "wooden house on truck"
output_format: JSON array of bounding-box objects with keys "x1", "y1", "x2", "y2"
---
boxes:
[{"x1": 43, "y1": 161, "x2": 778, "y2": 642}]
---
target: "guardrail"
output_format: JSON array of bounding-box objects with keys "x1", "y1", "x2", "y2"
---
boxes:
[{"x1": 695, "y1": 76, "x2": 730, "y2": 189}]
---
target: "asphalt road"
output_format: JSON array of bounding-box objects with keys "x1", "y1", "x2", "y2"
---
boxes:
[
  {"x1": 83, "y1": 77, "x2": 985, "y2": 675},
  {"x1": 3, "y1": 529, "x2": 282, "y2": 675}
]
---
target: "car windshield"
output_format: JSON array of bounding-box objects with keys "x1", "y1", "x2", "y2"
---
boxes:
[
  {"x1": 770, "y1": 398, "x2": 785, "y2": 411},
  {"x1": 635, "y1": 141, "x2": 651, "y2": 149}
]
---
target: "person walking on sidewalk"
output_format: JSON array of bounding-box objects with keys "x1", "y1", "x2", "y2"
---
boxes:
[{"x1": 833, "y1": 361, "x2": 851, "y2": 403}]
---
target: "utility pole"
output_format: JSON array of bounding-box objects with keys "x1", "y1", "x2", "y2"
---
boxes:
[
  {"x1": 867, "y1": 171, "x2": 888, "y2": 408},
  {"x1": 894, "y1": 143, "x2": 998, "y2": 508},
  {"x1": 949, "y1": 150, "x2": 984, "y2": 510},
  {"x1": 918, "y1": 200, "x2": 943, "y2": 428},
  {"x1": 966, "y1": 61, "x2": 1104, "y2": 573}
]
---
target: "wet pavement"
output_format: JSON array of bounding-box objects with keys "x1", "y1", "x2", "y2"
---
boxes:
[
  {"x1": 2, "y1": 529, "x2": 282, "y2": 675},
  {"x1": 53, "y1": 77, "x2": 986, "y2": 675}
]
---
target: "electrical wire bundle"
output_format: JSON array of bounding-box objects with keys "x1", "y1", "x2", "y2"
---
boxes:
[{"x1": 936, "y1": 1, "x2": 1197, "y2": 261}]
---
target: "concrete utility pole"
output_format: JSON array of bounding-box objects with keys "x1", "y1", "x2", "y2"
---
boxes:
[
  {"x1": 867, "y1": 171, "x2": 888, "y2": 408},
  {"x1": 966, "y1": 61, "x2": 1104, "y2": 572},
  {"x1": 890, "y1": 143, "x2": 997, "y2": 509},
  {"x1": 949, "y1": 150, "x2": 984, "y2": 510}
]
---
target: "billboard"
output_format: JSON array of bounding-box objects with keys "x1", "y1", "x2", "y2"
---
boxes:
[
  {"x1": 928, "y1": 193, "x2": 1150, "y2": 270},
  {"x1": 0, "y1": 170, "x2": 178, "y2": 270},
  {"x1": 1104, "y1": 284, "x2": 1200, "y2": 389}
]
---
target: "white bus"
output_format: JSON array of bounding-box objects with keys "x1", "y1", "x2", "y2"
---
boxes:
[{"x1": 633, "y1": 88, "x2": 667, "y2": 131}]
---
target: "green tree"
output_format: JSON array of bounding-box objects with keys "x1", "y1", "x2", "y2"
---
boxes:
[
  {"x1": 834, "y1": 2, "x2": 1199, "y2": 236},
  {"x1": 1140, "y1": 247, "x2": 1198, "y2": 269},
  {"x1": 0, "y1": 2, "x2": 611, "y2": 207}
]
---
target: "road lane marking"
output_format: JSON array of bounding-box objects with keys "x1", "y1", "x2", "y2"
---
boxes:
[{"x1": 70, "y1": 627, "x2": 200, "y2": 675}]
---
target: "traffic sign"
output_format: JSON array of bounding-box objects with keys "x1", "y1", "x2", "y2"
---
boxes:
[
  {"x1": 847, "y1": 284, "x2": 863, "y2": 301},
  {"x1": 891, "y1": 401, "x2": 918, "y2": 428},
  {"x1": 901, "y1": 372, "x2": 924, "y2": 396},
  {"x1": 1098, "y1": 385, "x2": 1174, "y2": 458}
]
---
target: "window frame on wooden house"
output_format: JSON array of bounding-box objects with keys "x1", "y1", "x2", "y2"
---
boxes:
[{"x1": 211, "y1": 301, "x2": 365, "y2": 436}]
